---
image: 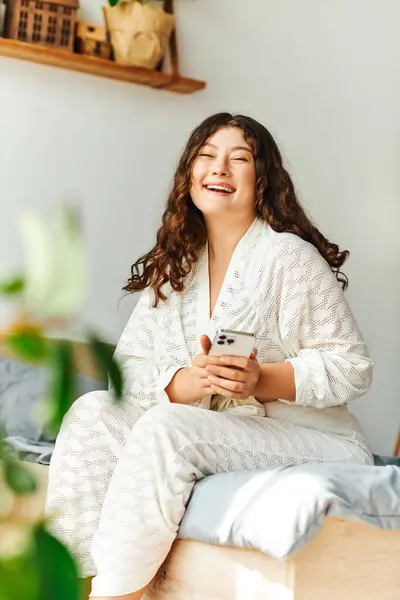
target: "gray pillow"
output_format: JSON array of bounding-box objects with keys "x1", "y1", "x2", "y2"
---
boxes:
[
  {"x1": 0, "y1": 357, "x2": 105, "y2": 442},
  {"x1": 179, "y1": 463, "x2": 400, "y2": 559}
]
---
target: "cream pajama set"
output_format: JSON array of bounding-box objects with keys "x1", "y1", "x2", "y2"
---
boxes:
[{"x1": 45, "y1": 218, "x2": 374, "y2": 597}]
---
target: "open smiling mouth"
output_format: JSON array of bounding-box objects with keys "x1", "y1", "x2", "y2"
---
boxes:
[{"x1": 204, "y1": 184, "x2": 236, "y2": 195}]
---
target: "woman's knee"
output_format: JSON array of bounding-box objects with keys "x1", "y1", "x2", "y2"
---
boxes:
[
  {"x1": 61, "y1": 390, "x2": 112, "y2": 427},
  {"x1": 52, "y1": 389, "x2": 132, "y2": 464},
  {"x1": 135, "y1": 403, "x2": 197, "y2": 438},
  {"x1": 140, "y1": 402, "x2": 195, "y2": 423}
]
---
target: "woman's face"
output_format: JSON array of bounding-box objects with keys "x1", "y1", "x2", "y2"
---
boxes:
[{"x1": 190, "y1": 127, "x2": 256, "y2": 222}]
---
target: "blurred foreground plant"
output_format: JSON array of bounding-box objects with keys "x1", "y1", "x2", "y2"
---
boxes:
[{"x1": 0, "y1": 208, "x2": 123, "y2": 600}]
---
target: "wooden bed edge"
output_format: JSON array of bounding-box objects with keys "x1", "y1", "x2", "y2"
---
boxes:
[{"x1": 148, "y1": 520, "x2": 400, "y2": 600}]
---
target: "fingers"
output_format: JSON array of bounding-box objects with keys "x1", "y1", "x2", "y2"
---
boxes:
[
  {"x1": 208, "y1": 382, "x2": 245, "y2": 398},
  {"x1": 205, "y1": 364, "x2": 247, "y2": 382},
  {"x1": 193, "y1": 354, "x2": 222, "y2": 367},
  {"x1": 196, "y1": 368, "x2": 217, "y2": 395},
  {"x1": 194, "y1": 355, "x2": 216, "y2": 368},
  {"x1": 192, "y1": 346, "x2": 259, "y2": 400},
  {"x1": 200, "y1": 334, "x2": 212, "y2": 355},
  {"x1": 207, "y1": 374, "x2": 246, "y2": 394},
  {"x1": 201, "y1": 386, "x2": 215, "y2": 396},
  {"x1": 219, "y1": 355, "x2": 255, "y2": 370},
  {"x1": 199, "y1": 376, "x2": 215, "y2": 396},
  {"x1": 194, "y1": 353, "x2": 258, "y2": 369}
]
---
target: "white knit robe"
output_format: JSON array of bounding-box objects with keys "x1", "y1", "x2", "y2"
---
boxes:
[{"x1": 45, "y1": 218, "x2": 374, "y2": 597}]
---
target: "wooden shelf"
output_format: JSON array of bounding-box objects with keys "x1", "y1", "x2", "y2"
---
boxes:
[{"x1": 0, "y1": 38, "x2": 206, "y2": 93}]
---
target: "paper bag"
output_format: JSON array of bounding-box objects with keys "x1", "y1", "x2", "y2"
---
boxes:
[{"x1": 103, "y1": 1, "x2": 175, "y2": 69}]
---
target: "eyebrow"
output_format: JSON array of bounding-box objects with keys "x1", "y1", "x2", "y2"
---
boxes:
[{"x1": 203, "y1": 143, "x2": 252, "y2": 153}]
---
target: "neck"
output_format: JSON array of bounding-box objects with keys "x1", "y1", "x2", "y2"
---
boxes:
[{"x1": 205, "y1": 214, "x2": 256, "y2": 263}]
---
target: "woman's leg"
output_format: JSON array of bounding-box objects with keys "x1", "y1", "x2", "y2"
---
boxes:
[
  {"x1": 45, "y1": 390, "x2": 147, "y2": 577},
  {"x1": 89, "y1": 403, "x2": 372, "y2": 598}
]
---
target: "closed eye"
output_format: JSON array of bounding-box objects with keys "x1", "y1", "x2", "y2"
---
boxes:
[
  {"x1": 199, "y1": 153, "x2": 214, "y2": 158},
  {"x1": 233, "y1": 157, "x2": 248, "y2": 161}
]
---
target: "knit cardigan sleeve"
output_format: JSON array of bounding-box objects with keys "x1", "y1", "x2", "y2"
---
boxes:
[
  {"x1": 276, "y1": 241, "x2": 373, "y2": 408},
  {"x1": 112, "y1": 288, "x2": 183, "y2": 410}
]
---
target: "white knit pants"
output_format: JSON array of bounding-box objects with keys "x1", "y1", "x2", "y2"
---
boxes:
[{"x1": 45, "y1": 391, "x2": 372, "y2": 597}]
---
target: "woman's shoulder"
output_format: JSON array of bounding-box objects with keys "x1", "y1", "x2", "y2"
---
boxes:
[
  {"x1": 252, "y1": 224, "x2": 341, "y2": 294},
  {"x1": 258, "y1": 222, "x2": 323, "y2": 265}
]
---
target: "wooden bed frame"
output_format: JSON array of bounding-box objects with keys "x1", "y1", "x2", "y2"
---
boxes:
[
  {"x1": 1, "y1": 339, "x2": 400, "y2": 599},
  {"x1": 147, "y1": 522, "x2": 400, "y2": 600}
]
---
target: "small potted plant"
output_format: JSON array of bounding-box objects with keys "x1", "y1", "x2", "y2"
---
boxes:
[{"x1": 103, "y1": 0, "x2": 175, "y2": 69}]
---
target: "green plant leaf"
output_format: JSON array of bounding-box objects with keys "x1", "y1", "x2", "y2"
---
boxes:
[
  {"x1": 0, "y1": 542, "x2": 40, "y2": 600},
  {"x1": 108, "y1": 0, "x2": 119, "y2": 5},
  {"x1": 32, "y1": 525, "x2": 82, "y2": 600},
  {"x1": 6, "y1": 328, "x2": 48, "y2": 363},
  {"x1": 48, "y1": 341, "x2": 76, "y2": 433},
  {"x1": 0, "y1": 275, "x2": 25, "y2": 296},
  {"x1": 3, "y1": 456, "x2": 37, "y2": 496},
  {"x1": 18, "y1": 207, "x2": 86, "y2": 319},
  {"x1": 88, "y1": 333, "x2": 123, "y2": 399},
  {"x1": 0, "y1": 569, "x2": 11, "y2": 600}
]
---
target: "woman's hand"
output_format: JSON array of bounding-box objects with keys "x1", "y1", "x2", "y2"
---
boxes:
[
  {"x1": 205, "y1": 350, "x2": 261, "y2": 400},
  {"x1": 165, "y1": 335, "x2": 215, "y2": 404},
  {"x1": 166, "y1": 335, "x2": 261, "y2": 403}
]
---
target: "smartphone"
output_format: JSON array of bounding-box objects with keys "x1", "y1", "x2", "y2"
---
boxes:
[{"x1": 209, "y1": 328, "x2": 256, "y2": 357}]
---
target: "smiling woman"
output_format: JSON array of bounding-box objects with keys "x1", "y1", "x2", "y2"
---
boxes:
[
  {"x1": 190, "y1": 127, "x2": 256, "y2": 222},
  {"x1": 123, "y1": 113, "x2": 350, "y2": 305},
  {"x1": 45, "y1": 113, "x2": 374, "y2": 600}
]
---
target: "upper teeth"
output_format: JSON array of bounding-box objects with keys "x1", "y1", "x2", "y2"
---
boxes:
[{"x1": 206, "y1": 185, "x2": 234, "y2": 193}]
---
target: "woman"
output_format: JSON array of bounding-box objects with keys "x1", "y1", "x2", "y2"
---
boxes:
[{"x1": 45, "y1": 113, "x2": 374, "y2": 600}]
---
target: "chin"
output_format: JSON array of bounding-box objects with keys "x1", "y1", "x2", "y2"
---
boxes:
[
  {"x1": 197, "y1": 202, "x2": 233, "y2": 217},
  {"x1": 192, "y1": 195, "x2": 232, "y2": 213}
]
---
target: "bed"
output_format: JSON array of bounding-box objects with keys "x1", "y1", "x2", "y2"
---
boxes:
[
  {"x1": 1, "y1": 350, "x2": 400, "y2": 600},
  {"x1": 9, "y1": 459, "x2": 400, "y2": 600}
]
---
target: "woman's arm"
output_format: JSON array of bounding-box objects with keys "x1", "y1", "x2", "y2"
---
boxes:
[
  {"x1": 254, "y1": 362, "x2": 296, "y2": 402},
  {"x1": 204, "y1": 354, "x2": 296, "y2": 403},
  {"x1": 203, "y1": 241, "x2": 372, "y2": 408},
  {"x1": 112, "y1": 288, "x2": 183, "y2": 408},
  {"x1": 165, "y1": 368, "x2": 187, "y2": 404},
  {"x1": 267, "y1": 239, "x2": 373, "y2": 409}
]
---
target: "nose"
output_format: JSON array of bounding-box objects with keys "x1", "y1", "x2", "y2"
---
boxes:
[{"x1": 212, "y1": 156, "x2": 230, "y2": 177}]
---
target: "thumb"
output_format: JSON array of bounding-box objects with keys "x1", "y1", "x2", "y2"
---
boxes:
[
  {"x1": 250, "y1": 347, "x2": 258, "y2": 360},
  {"x1": 200, "y1": 334, "x2": 212, "y2": 355}
]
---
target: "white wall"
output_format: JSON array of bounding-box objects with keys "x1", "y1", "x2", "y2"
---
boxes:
[{"x1": 0, "y1": 0, "x2": 399, "y2": 454}]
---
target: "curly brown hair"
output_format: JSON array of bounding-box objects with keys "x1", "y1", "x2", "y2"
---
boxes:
[{"x1": 124, "y1": 113, "x2": 349, "y2": 305}]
